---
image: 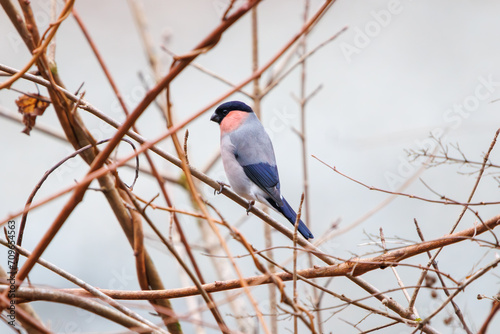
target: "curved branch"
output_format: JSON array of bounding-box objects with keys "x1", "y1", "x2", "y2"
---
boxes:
[{"x1": 0, "y1": 287, "x2": 158, "y2": 332}]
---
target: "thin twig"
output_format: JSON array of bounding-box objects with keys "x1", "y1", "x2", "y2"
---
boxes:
[
  {"x1": 415, "y1": 256, "x2": 500, "y2": 332},
  {"x1": 313, "y1": 155, "x2": 500, "y2": 206}
]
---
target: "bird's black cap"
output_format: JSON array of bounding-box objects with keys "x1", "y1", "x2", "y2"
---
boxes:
[{"x1": 210, "y1": 101, "x2": 253, "y2": 124}]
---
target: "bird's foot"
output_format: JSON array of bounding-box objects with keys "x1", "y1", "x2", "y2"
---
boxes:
[
  {"x1": 246, "y1": 200, "x2": 255, "y2": 215},
  {"x1": 214, "y1": 181, "x2": 230, "y2": 195}
]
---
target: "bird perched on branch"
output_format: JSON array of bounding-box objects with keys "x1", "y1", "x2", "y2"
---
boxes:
[{"x1": 211, "y1": 101, "x2": 314, "y2": 240}]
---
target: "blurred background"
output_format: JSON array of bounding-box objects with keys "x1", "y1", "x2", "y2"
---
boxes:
[{"x1": 1, "y1": 0, "x2": 499, "y2": 333}]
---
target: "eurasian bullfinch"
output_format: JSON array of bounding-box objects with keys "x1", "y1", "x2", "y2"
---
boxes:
[{"x1": 211, "y1": 101, "x2": 314, "y2": 240}]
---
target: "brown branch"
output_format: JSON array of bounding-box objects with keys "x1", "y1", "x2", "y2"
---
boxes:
[
  {"x1": 56, "y1": 214, "x2": 500, "y2": 300},
  {"x1": 448, "y1": 128, "x2": 500, "y2": 233},
  {"x1": 0, "y1": 0, "x2": 36, "y2": 50},
  {"x1": 295, "y1": 1, "x2": 323, "y2": 330},
  {"x1": 0, "y1": 287, "x2": 163, "y2": 333},
  {"x1": 0, "y1": 0, "x2": 75, "y2": 89},
  {"x1": 128, "y1": 0, "x2": 162, "y2": 79},
  {"x1": 413, "y1": 219, "x2": 472, "y2": 332},
  {"x1": 478, "y1": 296, "x2": 500, "y2": 334},
  {"x1": 17, "y1": 0, "x2": 41, "y2": 46},
  {"x1": 0, "y1": 292, "x2": 50, "y2": 334}
]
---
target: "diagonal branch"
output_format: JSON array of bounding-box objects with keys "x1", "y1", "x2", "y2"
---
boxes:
[{"x1": 56, "y1": 214, "x2": 500, "y2": 300}]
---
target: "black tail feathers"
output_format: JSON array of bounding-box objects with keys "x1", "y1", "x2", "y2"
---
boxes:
[{"x1": 267, "y1": 197, "x2": 314, "y2": 240}]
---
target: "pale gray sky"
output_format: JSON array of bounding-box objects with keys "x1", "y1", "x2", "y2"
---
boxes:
[{"x1": 1, "y1": 1, "x2": 499, "y2": 333}]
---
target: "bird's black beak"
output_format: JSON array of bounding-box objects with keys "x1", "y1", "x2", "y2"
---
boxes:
[{"x1": 210, "y1": 112, "x2": 221, "y2": 124}]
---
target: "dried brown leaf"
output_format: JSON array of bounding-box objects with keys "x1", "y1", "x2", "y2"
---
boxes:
[{"x1": 15, "y1": 93, "x2": 50, "y2": 135}]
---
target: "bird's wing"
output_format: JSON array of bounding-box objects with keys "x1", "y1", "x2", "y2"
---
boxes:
[
  {"x1": 227, "y1": 113, "x2": 282, "y2": 204},
  {"x1": 242, "y1": 163, "x2": 282, "y2": 205}
]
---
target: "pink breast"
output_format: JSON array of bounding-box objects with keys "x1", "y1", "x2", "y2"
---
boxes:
[{"x1": 220, "y1": 110, "x2": 249, "y2": 133}]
